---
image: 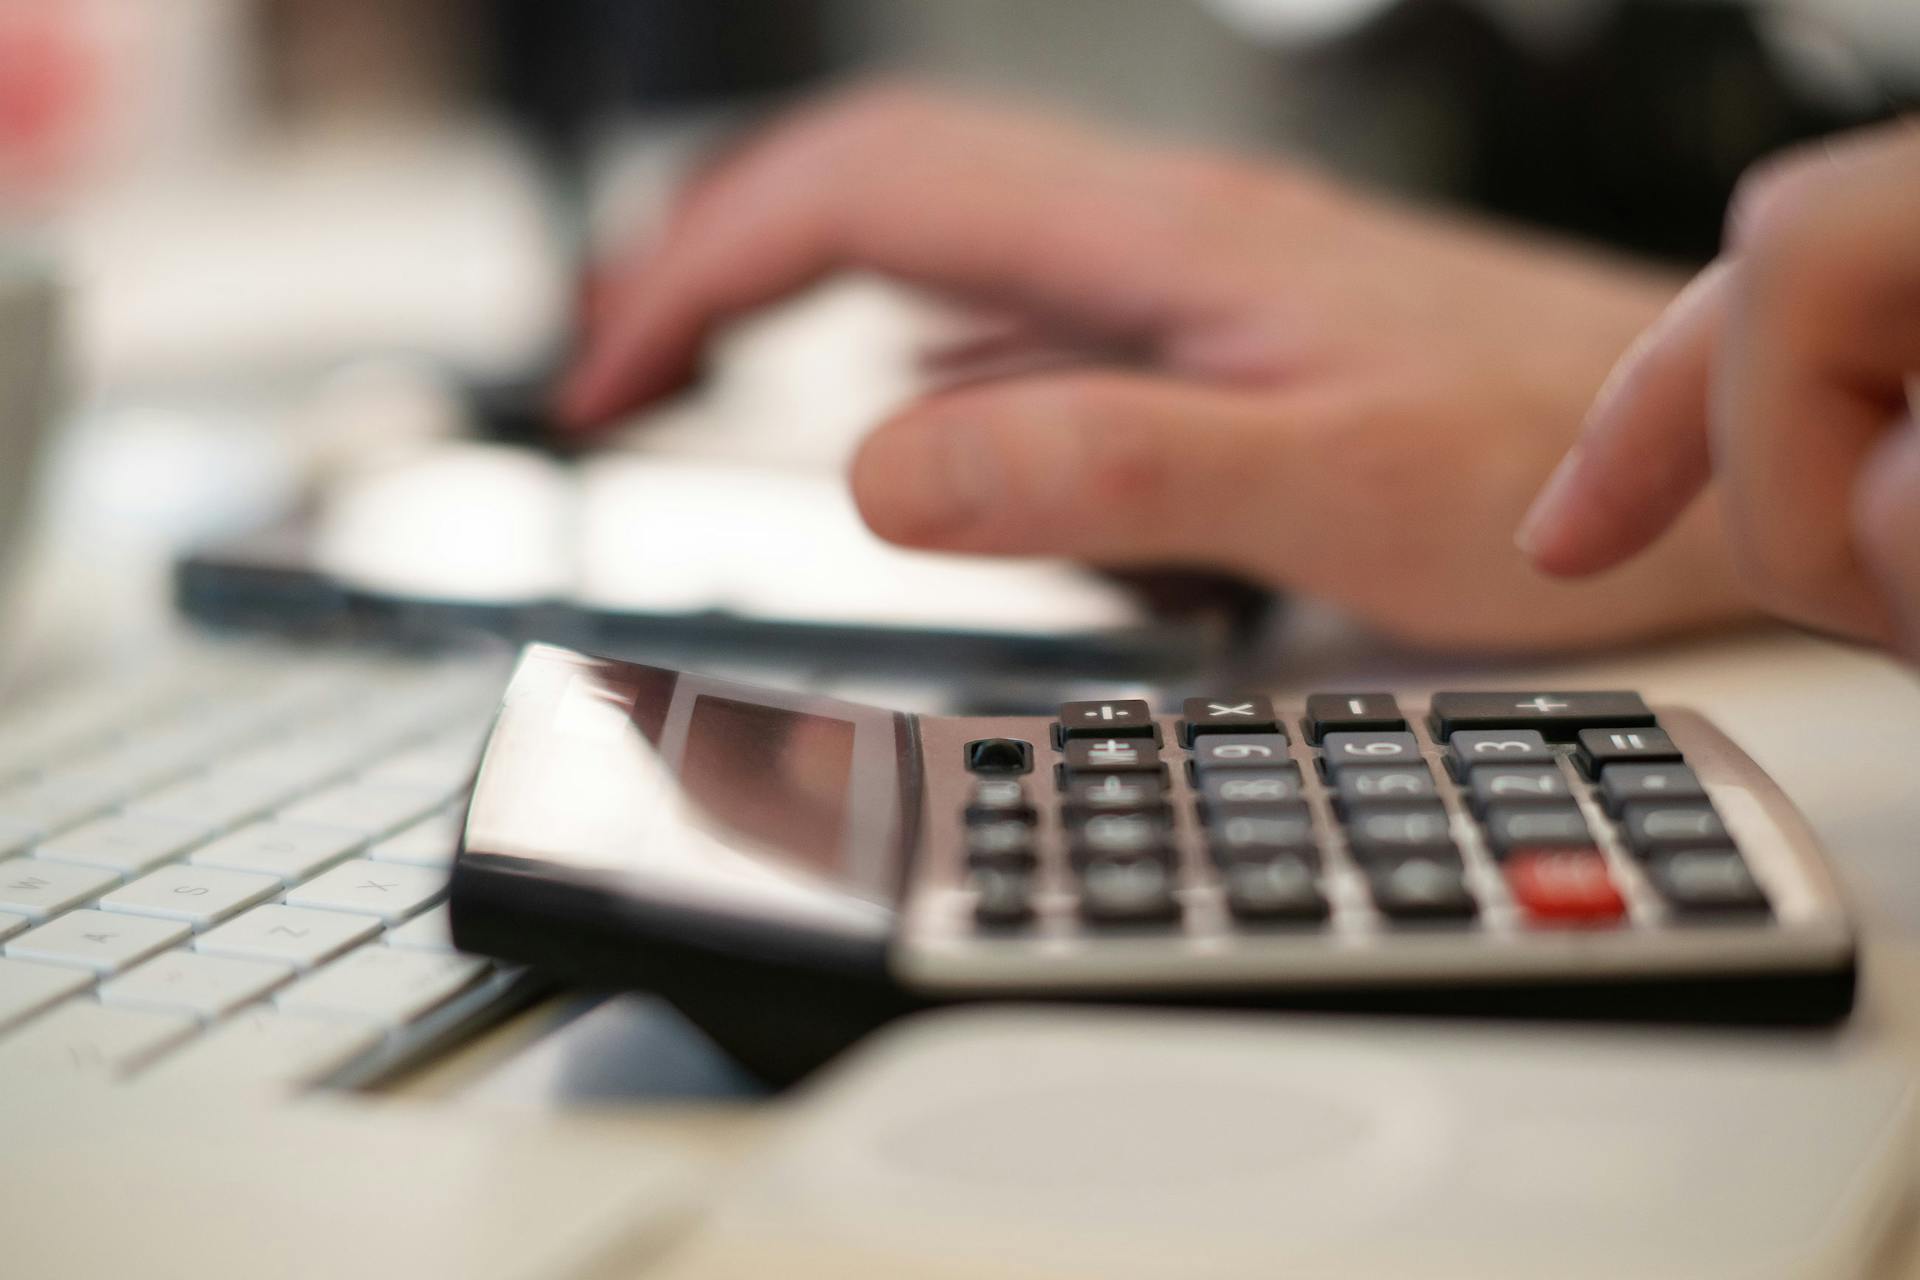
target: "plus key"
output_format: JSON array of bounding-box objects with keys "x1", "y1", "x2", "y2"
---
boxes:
[{"x1": 1429, "y1": 691, "x2": 1655, "y2": 742}]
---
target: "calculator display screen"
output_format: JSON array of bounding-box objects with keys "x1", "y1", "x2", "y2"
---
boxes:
[{"x1": 679, "y1": 695, "x2": 858, "y2": 881}]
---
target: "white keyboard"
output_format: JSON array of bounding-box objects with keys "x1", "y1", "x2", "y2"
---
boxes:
[{"x1": 0, "y1": 640, "x2": 527, "y2": 1091}]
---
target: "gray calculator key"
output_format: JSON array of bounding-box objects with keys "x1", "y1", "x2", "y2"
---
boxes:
[
  {"x1": 1623, "y1": 803, "x2": 1732, "y2": 856},
  {"x1": 1061, "y1": 737, "x2": 1160, "y2": 774},
  {"x1": 1058, "y1": 700, "x2": 1155, "y2": 739},
  {"x1": 968, "y1": 865, "x2": 1034, "y2": 927},
  {"x1": 1181, "y1": 696, "x2": 1280, "y2": 744},
  {"x1": 966, "y1": 778, "x2": 1037, "y2": 823},
  {"x1": 1429, "y1": 691, "x2": 1654, "y2": 741},
  {"x1": 1189, "y1": 735, "x2": 1291, "y2": 770},
  {"x1": 1600, "y1": 763, "x2": 1706, "y2": 815},
  {"x1": 1198, "y1": 768, "x2": 1305, "y2": 811},
  {"x1": 1222, "y1": 855, "x2": 1327, "y2": 922},
  {"x1": 1064, "y1": 773, "x2": 1165, "y2": 815},
  {"x1": 1069, "y1": 813, "x2": 1172, "y2": 864},
  {"x1": 1447, "y1": 730, "x2": 1553, "y2": 776},
  {"x1": 1482, "y1": 803, "x2": 1593, "y2": 856},
  {"x1": 1320, "y1": 732, "x2": 1421, "y2": 774},
  {"x1": 1346, "y1": 804, "x2": 1455, "y2": 861},
  {"x1": 1468, "y1": 766, "x2": 1572, "y2": 813},
  {"x1": 1207, "y1": 810, "x2": 1316, "y2": 862},
  {"x1": 1303, "y1": 693, "x2": 1404, "y2": 744},
  {"x1": 1646, "y1": 848, "x2": 1770, "y2": 917},
  {"x1": 965, "y1": 820, "x2": 1036, "y2": 867},
  {"x1": 1334, "y1": 765, "x2": 1437, "y2": 812},
  {"x1": 1368, "y1": 855, "x2": 1478, "y2": 921},
  {"x1": 1078, "y1": 855, "x2": 1180, "y2": 925},
  {"x1": 1577, "y1": 726, "x2": 1683, "y2": 776}
]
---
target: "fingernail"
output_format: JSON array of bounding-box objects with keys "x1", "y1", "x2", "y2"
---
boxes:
[
  {"x1": 856, "y1": 418, "x2": 1003, "y2": 544},
  {"x1": 1588, "y1": 259, "x2": 1733, "y2": 431},
  {"x1": 1515, "y1": 442, "x2": 1587, "y2": 560}
]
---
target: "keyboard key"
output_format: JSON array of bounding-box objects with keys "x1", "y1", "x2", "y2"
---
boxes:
[
  {"x1": 1599, "y1": 763, "x2": 1706, "y2": 815},
  {"x1": 188, "y1": 820, "x2": 364, "y2": 885},
  {"x1": 1302, "y1": 693, "x2": 1405, "y2": 744},
  {"x1": 0, "y1": 857, "x2": 118, "y2": 921},
  {"x1": 1078, "y1": 855, "x2": 1180, "y2": 925},
  {"x1": 1333, "y1": 765, "x2": 1437, "y2": 812},
  {"x1": 101, "y1": 950, "x2": 292, "y2": 1019},
  {"x1": 1345, "y1": 805, "x2": 1455, "y2": 862},
  {"x1": 1482, "y1": 803, "x2": 1593, "y2": 857},
  {"x1": 1622, "y1": 803, "x2": 1733, "y2": 856},
  {"x1": 1576, "y1": 726, "x2": 1683, "y2": 776},
  {"x1": 1068, "y1": 812, "x2": 1172, "y2": 864},
  {"x1": 279, "y1": 781, "x2": 447, "y2": 839},
  {"x1": 1447, "y1": 729, "x2": 1553, "y2": 776},
  {"x1": 965, "y1": 778, "x2": 1038, "y2": 823},
  {"x1": 1645, "y1": 849, "x2": 1771, "y2": 917},
  {"x1": 1180, "y1": 696, "x2": 1279, "y2": 744},
  {"x1": 1058, "y1": 699, "x2": 1155, "y2": 739},
  {"x1": 1320, "y1": 731, "x2": 1421, "y2": 774},
  {"x1": 99, "y1": 864, "x2": 279, "y2": 929},
  {"x1": 1197, "y1": 768, "x2": 1305, "y2": 813},
  {"x1": 37, "y1": 813, "x2": 215, "y2": 876},
  {"x1": 1430, "y1": 691, "x2": 1654, "y2": 741},
  {"x1": 1504, "y1": 849, "x2": 1625, "y2": 925},
  {"x1": 968, "y1": 865, "x2": 1035, "y2": 927},
  {"x1": 1368, "y1": 855, "x2": 1478, "y2": 922},
  {"x1": 7, "y1": 910, "x2": 190, "y2": 973},
  {"x1": 1222, "y1": 854, "x2": 1327, "y2": 922},
  {"x1": 0, "y1": 1000, "x2": 195, "y2": 1079},
  {"x1": 0, "y1": 957, "x2": 94, "y2": 1029},
  {"x1": 358, "y1": 741, "x2": 478, "y2": 799},
  {"x1": 964, "y1": 820, "x2": 1036, "y2": 867},
  {"x1": 284, "y1": 859, "x2": 447, "y2": 923},
  {"x1": 384, "y1": 904, "x2": 454, "y2": 952},
  {"x1": 367, "y1": 809, "x2": 464, "y2": 869},
  {"x1": 196, "y1": 903, "x2": 381, "y2": 969},
  {"x1": 963, "y1": 738, "x2": 1032, "y2": 774},
  {"x1": 1190, "y1": 735, "x2": 1292, "y2": 771},
  {"x1": 137, "y1": 1007, "x2": 380, "y2": 1090},
  {"x1": 1208, "y1": 810, "x2": 1316, "y2": 863},
  {"x1": 1063, "y1": 773, "x2": 1165, "y2": 815},
  {"x1": 275, "y1": 945, "x2": 486, "y2": 1027},
  {"x1": 125, "y1": 769, "x2": 302, "y2": 831},
  {"x1": 1467, "y1": 766, "x2": 1571, "y2": 813},
  {"x1": 1061, "y1": 737, "x2": 1161, "y2": 773}
]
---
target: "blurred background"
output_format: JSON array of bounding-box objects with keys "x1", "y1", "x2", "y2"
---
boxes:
[{"x1": 0, "y1": 0, "x2": 1915, "y2": 689}]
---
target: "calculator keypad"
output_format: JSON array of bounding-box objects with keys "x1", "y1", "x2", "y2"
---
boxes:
[{"x1": 951, "y1": 691, "x2": 1777, "y2": 938}]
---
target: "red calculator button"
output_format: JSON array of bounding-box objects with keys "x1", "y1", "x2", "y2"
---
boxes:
[{"x1": 1504, "y1": 848, "x2": 1625, "y2": 924}]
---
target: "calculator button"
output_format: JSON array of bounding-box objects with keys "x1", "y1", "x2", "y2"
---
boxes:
[
  {"x1": 1222, "y1": 855, "x2": 1327, "y2": 923},
  {"x1": 1207, "y1": 810, "x2": 1317, "y2": 863},
  {"x1": 1180, "y1": 696, "x2": 1279, "y2": 745},
  {"x1": 1446, "y1": 730, "x2": 1553, "y2": 776},
  {"x1": 964, "y1": 738, "x2": 1033, "y2": 775},
  {"x1": 1068, "y1": 813, "x2": 1172, "y2": 864},
  {"x1": 1345, "y1": 804, "x2": 1455, "y2": 862},
  {"x1": 1064, "y1": 773, "x2": 1167, "y2": 815},
  {"x1": 1078, "y1": 855, "x2": 1180, "y2": 925},
  {"x1": 1599, "y1": 763, "x2": 1706, "y2": 814},
  {"x1": 1320, "y1": 731, "x2": 1422, "y2": 774},
  {"x1": 1302, "y1": 693, "x2": 1405, "y2": 744},
  {"x1": 1367, "y1": 855, "x2": 1477, "y2": 921},
  {"x1": 1333, "y1": 765, "x2": 1436, "y2": 813},
  {"x1": 1198, "y1": 769, "x2": 1306, "y2": 812},
  {"x1": 1429, "y1": 691, "x2": 1655, "y2": 741},
  {"x1": 1482, "y1": 803, "x2": 1593, "y2": 857},
  {"x1": 1504, "y1": 849, "x2": 1624, "y2": 925},
  {"x1": 965, "y1": 820, "x2": 1037, "y2": 867},
  {"x1": 968, "y1": 865, "x2": 1035, "y2": 927},
  {"x1": 1061, "y1": 738, "x2": 1161, "y2": 774},
  {"x1": 1576, "y1": 726, "x2": 1683, "y2": 776},
  {"x1": 1189, "y1": 735, "x2": 1291, "y2": 770},
  {"x1": 1644, "y1": 849, "x2": 1770, "y2": 917},
  {"x1": 965, "y1": 778, "x2": 1035, "y2": 823},
  {"x1": 1621, "y1": 803, "x2": 1732, "y2": 856},
  {"x1": 1467, "y1": 766, "x2": 1571, "y2": 813},
  {"x1": 1057, "y1": 700, "x2": 1155, "y2": 739}
]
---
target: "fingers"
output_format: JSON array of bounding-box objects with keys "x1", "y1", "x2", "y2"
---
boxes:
[
  {"x1": 847, "y1": 370, "x2": 1297, "y2": 568},
  {"x1": 1854, "y1": 419, "x2": 1920, "y2": 660},
  {"x1": 554, "y1": 85, "x2": 1261, "y2": 429}
]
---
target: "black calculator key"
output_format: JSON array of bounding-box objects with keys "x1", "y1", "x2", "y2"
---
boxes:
[
  {"x1": 1062, "y1": 737, "x2": 1161, "y2": 774},
  {"x1": 1057, "y1": 699, "x2": 1155, "y2": 739},
  {"x1": 1467, "y1": 766, "x2": 1571, "y2": 813},
  {"x1": 1207, "y1": 810, "x2": 1317, "y2": 863},
  {"x1": 965, "y1": 820, "x2": 1037, "y2": 867},
  {"x1": 1429, "y1": 691, "x2": 1654, "y2": 742},
  {"x1": 1446, "y1": 729, "x2": 1554, "y2": 777},
  {"x1": 1333, "y1": 764, "x2": 1436, "y2": 813},
  {"x1": 1320, "y1": 731, "x2": 1422, "y2": 774},
  {"x1": 1198, "y1": 768, "x2": 1306, "y2": 812},
  {"x1": 1190, "y1": 734, "x2": 1291, "y2": 771},
  {"x1": 1622, "y1": 803, "x2": 1732, "y2": 856},
  {"x1": 969, "y1": 865, "x2": 1035, "y2": 926},
  {"x1": 1065, "y1": 773, "x2": 1167, "y2": 815},
  {"x1": 1599, "y1": 763, "x2": 1706, "y2": 815},
  {"x1": 1368, "y1": 855, "x2": 1478, "y2": 922},
  {"x1": 1078, "y1": 855, "x2": 1181, "y2": 925},
  {"x1": 1645, "y1": 848, "x2": 1771, "y2": 918},
  {"x1": 1482, "y1": 803, "x2": 1593, "y2": 857},
  {"x1": 966, "y1": 778, "x2": 1036, "y2": 823},
  {"x1": 1303, "y1": 693, "x2": 1405, "y2": 743},
  {"x1": 1346, "y1": 804, "x2": 1455, "y2": 861},
  {"x1": 965, "y1": 738, "x2": 1033, "y2": 774},
  {"x1": 1181, "y1": 696, "x2": 1279, "y2": 745},
  {"x1": 1068, "y1": 812, "x2": 1173, "y2": 863},
  {"x1": 1576, "y1": 726, "x2": 1682, "y2": 776},
  {"x1": 1222, "y1": 855, "x2": 1328, "y2": 923}
]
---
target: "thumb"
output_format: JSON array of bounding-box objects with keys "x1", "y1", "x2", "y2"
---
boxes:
[{"x1": 848, "y1": 371, "x2": 1290, "y2": 569}]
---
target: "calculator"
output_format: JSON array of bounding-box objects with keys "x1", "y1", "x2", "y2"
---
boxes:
[{"x1": 449, "y1": 644, "x2": 1857, "y2": 1082}]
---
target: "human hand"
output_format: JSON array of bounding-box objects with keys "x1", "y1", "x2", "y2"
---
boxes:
[
  {"x1": 559, "y1": 86, "x2": 1757, "y2": 651},
  {"x1": 1519, "y1": 123, "x2": 1920, "y2": 662}
]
